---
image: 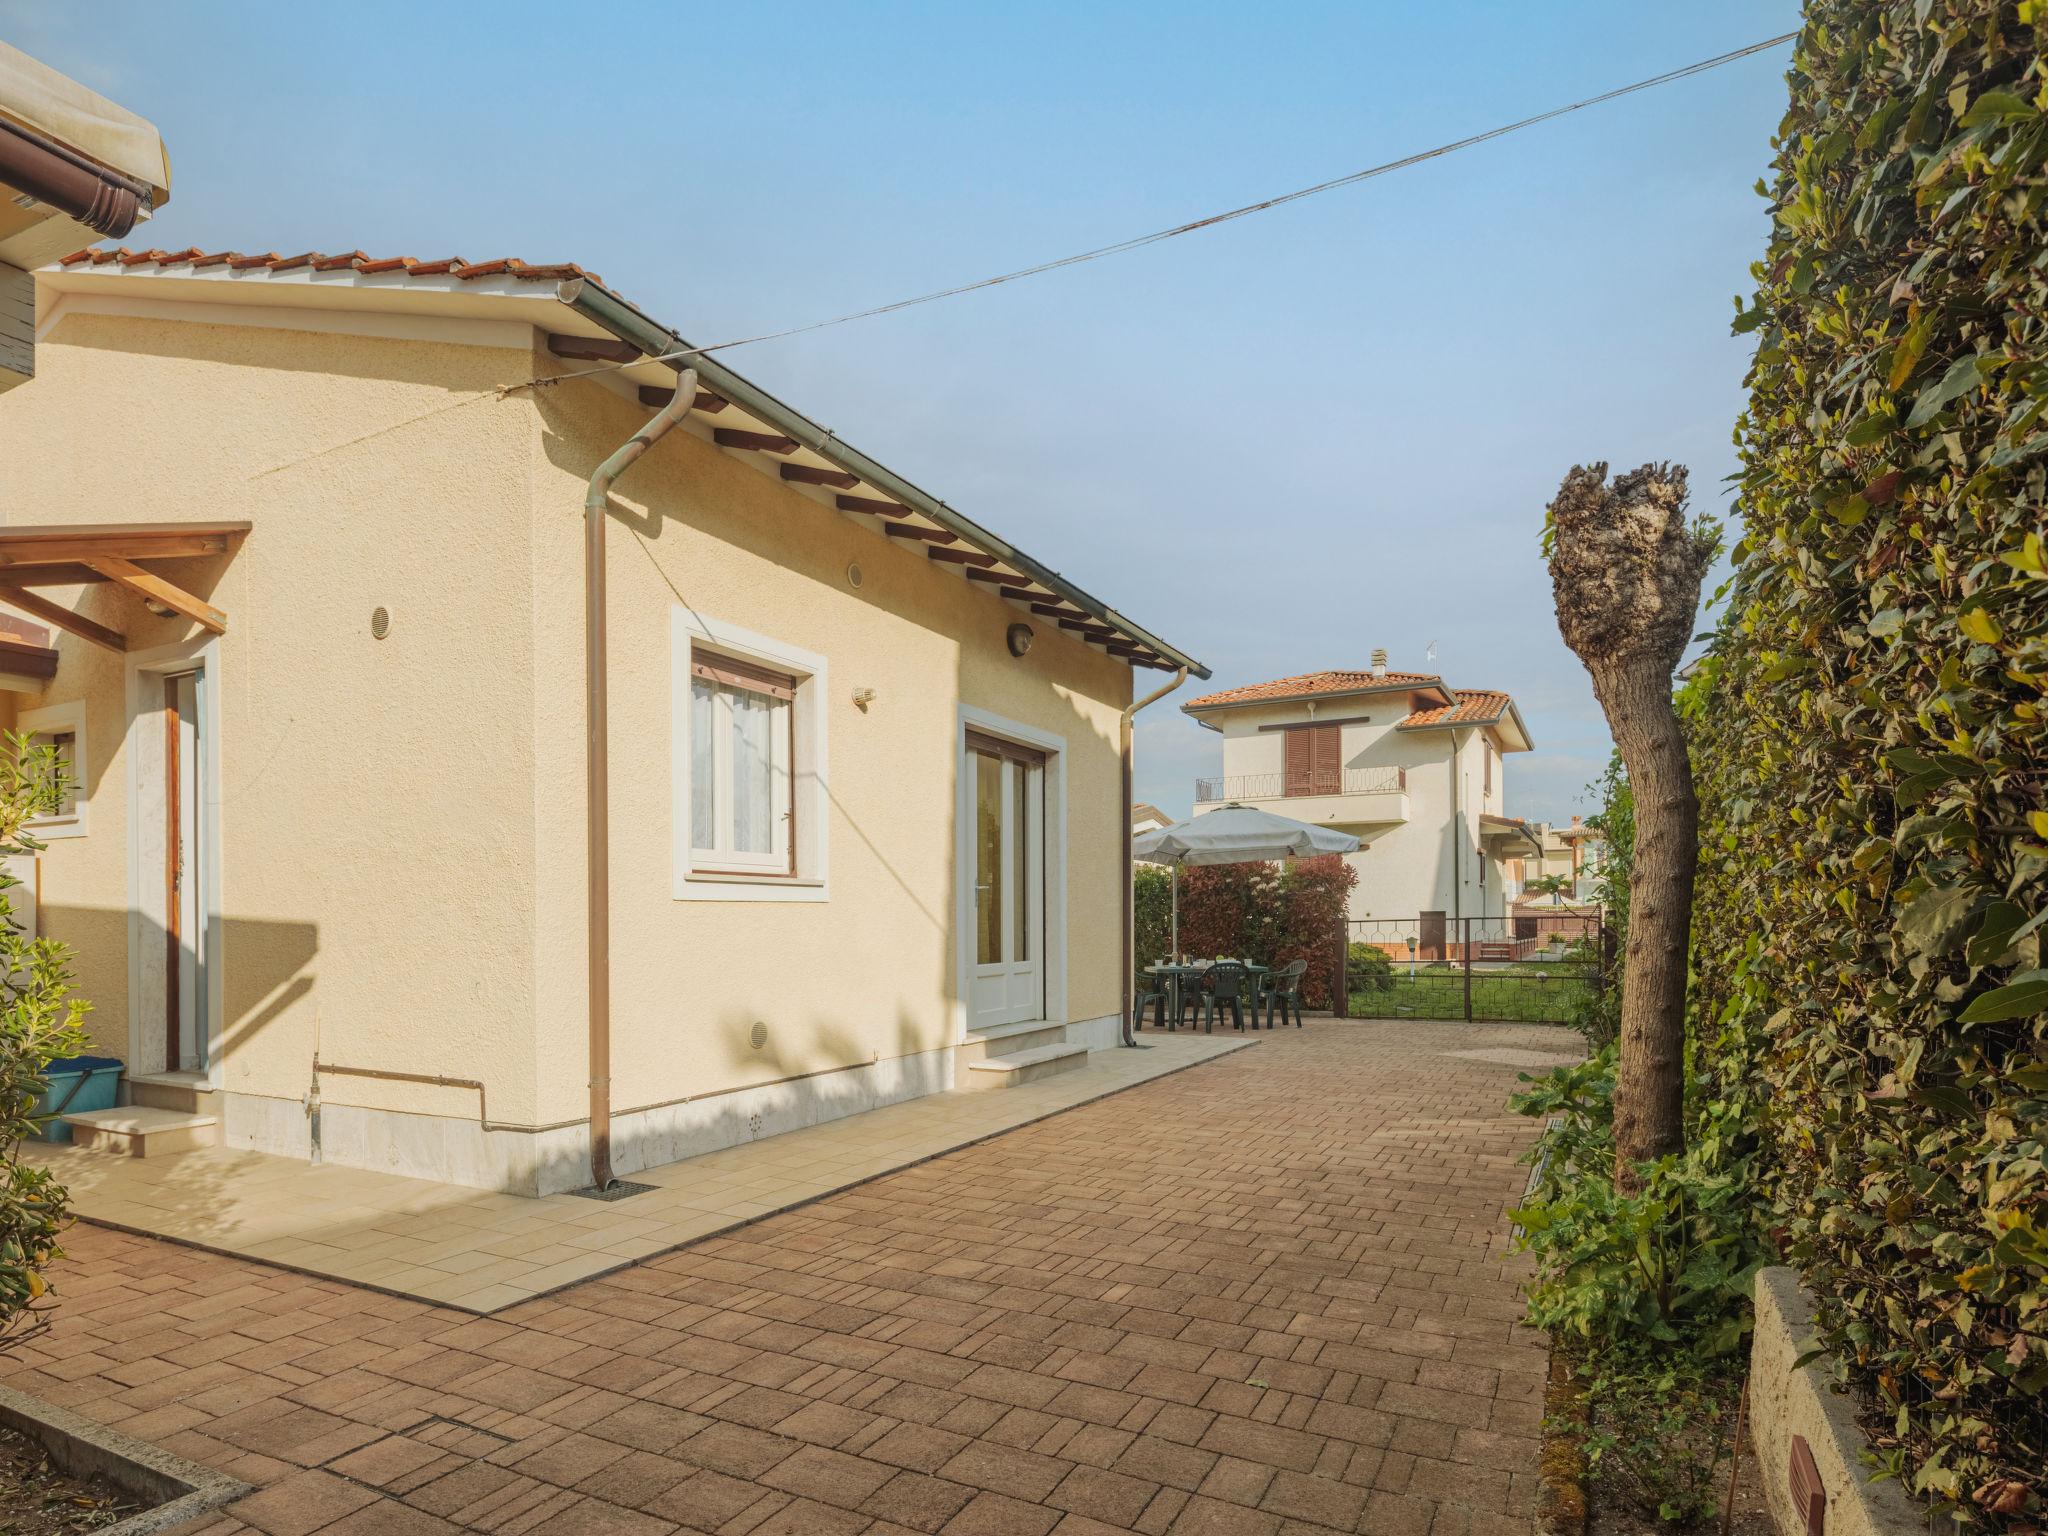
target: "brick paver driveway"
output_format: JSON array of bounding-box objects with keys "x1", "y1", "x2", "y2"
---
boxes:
[{"x1": 3, "y1": 1018, "x2": 1572, "y2": 1536}]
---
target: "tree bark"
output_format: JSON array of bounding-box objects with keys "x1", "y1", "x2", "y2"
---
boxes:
[
  {"x1": 1590, "y1": 659, "x2": 1697, "y2": 1182},
  {"x1": 1544, "y1": 462, "x2": 1713, "y2": 1193}
]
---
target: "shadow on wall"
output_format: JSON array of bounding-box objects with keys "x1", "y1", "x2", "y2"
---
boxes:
[
  {"x1": 583, "y1": 1007, "x2": 941, "y2": 1190},
  {"x1": 41, "y1": 904, "x2": 319, "y2": 1073}
]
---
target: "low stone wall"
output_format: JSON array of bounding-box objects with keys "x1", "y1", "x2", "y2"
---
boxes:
[
  {"x1": 1750, "y1": 1267, "x2": 1932, "y2": 1536},
  {"x1": 0, "y1": 1381, "x2": 248, "y2": 1534}
]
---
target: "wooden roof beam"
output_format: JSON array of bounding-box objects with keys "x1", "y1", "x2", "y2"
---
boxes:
[
  {"x1": 0, "y1": 584, "x2": 125, "y2": 652},
  {"x1": 0, "y1": 532, "x2": 234, "y2": 567},
  {"x1": 637, "y1": 384, "x2": 730, "y2": 414},
  {"x1": 963, "y1": 568, "x2": 1037, "y2": 591},
  {"x1": 927, "y1": 546, "x2": 999, "y2": 570},
  {"x1": 714, "y1": 427, "x2": 799, "y2": 456},
  {"x1": 843, "y1": 496, "x2": 958, "y2": 545},
  {"x1": 780, "y1": 464, "x2": 860, "y2": 490},
  {"x1": 547, "y1": 332, "x2": 641, "y2": 365},
  {"x1": 84, "y1": 557, "x2": 225, "y2": 635},
  {"x1": 877, "y1": 522, "x2": 952, "y2": 544}
]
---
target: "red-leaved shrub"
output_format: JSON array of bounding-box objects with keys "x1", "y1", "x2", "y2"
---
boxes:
[{"x1": 1166, "y1": 855, "x2": 1356, "y2": 1008}]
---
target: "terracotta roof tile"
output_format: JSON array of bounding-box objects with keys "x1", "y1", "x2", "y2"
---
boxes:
[
  {"x1": 1182, "y1": 669, "x2": 1446, "y2": 710},
  {"x1": 1397, "y1": 689, "x2": 1512, "y2": 729},
  {"x1": 55, "y1": 247, "x2": 597, "y2": 285}
]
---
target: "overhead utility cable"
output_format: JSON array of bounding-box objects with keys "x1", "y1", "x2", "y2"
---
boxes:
[{"x1": 537, "y1": 29, "x2": 1799, "y2": 386}]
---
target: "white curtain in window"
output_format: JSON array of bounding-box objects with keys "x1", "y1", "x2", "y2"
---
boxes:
[
  {"x1": 730, "y1": 688, "x2": 776, "y2": 854},
  {"x1": 690, "y1": 677, "x2": 717, "y2": 851}
]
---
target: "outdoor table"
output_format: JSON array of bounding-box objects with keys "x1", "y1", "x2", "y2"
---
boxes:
[{"x1": 1146, "y1": 962, "x2": 1271, "y2": 1028}]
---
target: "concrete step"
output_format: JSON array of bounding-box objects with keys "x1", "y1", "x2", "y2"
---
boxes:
[
  {"x1": 961, "y1": 1042, "x2": 1088, "y2": 1091},
  {"x1": 63, "y1": 1106, "x2": 220, "y2": 1157},
  {"x1": 126, "y1": 1074, "x2": 218, "y2": 1116},
  {"x1": 957, "y1": 1020, "x2": 1068, "y2": 1063}
]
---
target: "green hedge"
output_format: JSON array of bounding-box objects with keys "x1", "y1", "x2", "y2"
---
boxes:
[{"x1": 1700, "y1": 2, "x2": 2048, "y2": 1518}]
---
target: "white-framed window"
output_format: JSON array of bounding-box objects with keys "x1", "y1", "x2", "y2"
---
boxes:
[
  {"x1": 672, "y1": 610, "x2": 829, "y2": 903},
  {"x1": 689, "y1": 653, "x2": 795, "y2": 875},
  {"x1": 19, "y1": 701, "x2": 85, "y2": 838}
]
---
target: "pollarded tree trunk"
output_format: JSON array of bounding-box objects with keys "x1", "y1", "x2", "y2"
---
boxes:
[{"x1": 1546, "y1": 463, "x2": 1714, "y2": 1192}]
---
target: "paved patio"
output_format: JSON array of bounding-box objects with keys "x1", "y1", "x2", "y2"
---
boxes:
[
  {"x1": 29, "y1": 1032, "x2": 1252, "y2": 1313},
  {"x1": 2, "y1": 1018, "x2": 1577, "y2": 1536}
]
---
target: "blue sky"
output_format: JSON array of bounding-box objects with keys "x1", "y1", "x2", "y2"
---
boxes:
[{"x1": 4, "y1": 0, "x2": 1796, "y2": 823}]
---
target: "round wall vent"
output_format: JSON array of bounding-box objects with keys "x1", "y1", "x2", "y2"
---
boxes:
[
  {"x1": 370, "y1": 606, "x2": 391, "y2": 640},
  {"x1": 749, "y1": 1021, "x2": 768, "y2": 1050},
  {"x1": 847, "y1": 562, "x2": 864, "y2": 589}
]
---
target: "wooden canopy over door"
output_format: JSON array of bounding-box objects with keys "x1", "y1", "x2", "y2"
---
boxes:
[{"x1": 0, "y1": 522, "x2": 249, "y2": 650}]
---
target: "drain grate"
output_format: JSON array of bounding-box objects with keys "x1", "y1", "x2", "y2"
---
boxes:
[{"x1": 568, "y1": 1179, "x2": 655, "y2": 1202}]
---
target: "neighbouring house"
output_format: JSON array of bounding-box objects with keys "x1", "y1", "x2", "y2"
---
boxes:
[
  {"x1": 0, "y1": 244, "x2": 1206, "y2": 1196},
  {"x1": 1504, "y1": 815, "x2": 1605, "y2": 903},
  {"x1": 1181, "y1": 651, "x2": 1538, "y2": 931},
  {"x1": 1, "y1": 43, "x2": 170, "y2": 391},
  {"x1": 1131, "y1": 802, "x2": 1174, "y2": 836}
]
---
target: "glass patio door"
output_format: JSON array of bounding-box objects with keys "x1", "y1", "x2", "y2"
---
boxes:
[{"x1": 967, "y1": 732, "x2": 1045, "y2": 1029}]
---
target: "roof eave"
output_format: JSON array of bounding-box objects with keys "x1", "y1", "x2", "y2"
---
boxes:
[
  {"x1": 556, "y1": 276, "x2": 1209, "y2": 680},
  {"x1": 1181, "y1": 679, "x2": 1451, "y2": 716}
]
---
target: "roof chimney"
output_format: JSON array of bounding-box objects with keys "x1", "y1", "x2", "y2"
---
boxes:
[{"x1": 1370, "y1": 647, "x2": 1388, "y2": 680}]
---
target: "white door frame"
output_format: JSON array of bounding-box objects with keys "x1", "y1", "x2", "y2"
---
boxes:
[
  {"x1": 953, "y1": 705, "x2": 1066, "y2": 1041},
  {"x1": 124, "y1": 634, "x2": 224, "y2": 1088}
]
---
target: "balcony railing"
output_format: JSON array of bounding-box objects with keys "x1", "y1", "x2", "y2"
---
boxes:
[{"x1": 1194, "y1": 765, "x2": 1408, "y2": 802}]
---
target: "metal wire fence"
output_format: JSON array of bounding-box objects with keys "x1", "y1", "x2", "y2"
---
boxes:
[{"x1": 1340, "y1": 912, "x2": 1606, "y2": 1024}]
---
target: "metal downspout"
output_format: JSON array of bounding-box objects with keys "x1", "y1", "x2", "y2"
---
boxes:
[
  {"x1": 1121, "y1": 668, "x2": 1187, "y2": 1047},
  {"x1": 1449, "y1": 729, "x2": 1465, "y2": 926},
  {"x1": 581, "y1": 367, "x2": 700, "y2": 1190}
]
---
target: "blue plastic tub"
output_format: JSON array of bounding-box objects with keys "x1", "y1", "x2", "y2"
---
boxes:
[{"x1": 30, "y1": 1056, "x2": 124, "y2": 1142}]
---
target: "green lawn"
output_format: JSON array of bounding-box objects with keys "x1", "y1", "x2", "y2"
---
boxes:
[{"x1": 1349, "y1": 962, "x2": 1595, "y2": 1024}]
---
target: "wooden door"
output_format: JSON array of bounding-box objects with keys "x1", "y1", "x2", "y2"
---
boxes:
[
  {"x1": 967, "y1": 732, "x2": 1046, "y2": 1030},
  {"x1": 162, "y1": 672, "x2": 202, "y2": 1073}
]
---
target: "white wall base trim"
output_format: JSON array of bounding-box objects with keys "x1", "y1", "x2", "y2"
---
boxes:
[
  {"x1": 1063, "y1": 1012, "x2": 1123, "y2": 1052},
  {"x1": 599, "y1": 1041, "x2": 957, "y2": 1194},
  {"x1": 216, "y1": 1013, "x2": 1124, "y2": 1197}
]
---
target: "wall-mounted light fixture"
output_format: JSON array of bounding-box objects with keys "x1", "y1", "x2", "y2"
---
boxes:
[
  {"x1": 1006, "y1": 623, "x2": 1034, "y2": 658},
  {"x1": 852, "y1": 686, "x2": 877, "y2": 712}
]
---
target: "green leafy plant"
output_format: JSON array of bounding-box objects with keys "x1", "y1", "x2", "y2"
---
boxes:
[
  {"x1": 0, "y1": 730, "x2": 88, "y2": 1358},
  {"x1": 1512, "y1": 1034, "x2": 1770, "y2": 1525},
  {"x1": 1692, "y1": 2, "x2": 2048, "y2": 1519},
  {"x1": 1133, "y1": 864, "x2": 1173, "y2": 969},
  {"x1": 1346, "y1": 941, "x2": 1395, "y2": 993},
  {"x1": 1174, "y1": 855, "x2": 1358, "y2": 1006}
]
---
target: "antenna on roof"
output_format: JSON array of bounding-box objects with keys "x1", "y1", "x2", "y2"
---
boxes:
[{"x1": 1425, "y1": 640, "x2": 1438, "y2": 667}]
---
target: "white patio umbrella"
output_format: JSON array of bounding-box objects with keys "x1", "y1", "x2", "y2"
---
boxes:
[{"x1": 1133, "y1": 803, "x2": 1360, "y2": 963}]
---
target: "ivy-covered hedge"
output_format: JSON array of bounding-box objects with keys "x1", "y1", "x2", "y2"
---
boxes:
[{"x1": 1700, "y1": 2, "x2": 2048, "y2": 1519}]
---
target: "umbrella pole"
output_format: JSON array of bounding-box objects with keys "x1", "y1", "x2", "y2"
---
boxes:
[{"x1": 1171, "y1": 862, "x2": 1180, "y2": 964}]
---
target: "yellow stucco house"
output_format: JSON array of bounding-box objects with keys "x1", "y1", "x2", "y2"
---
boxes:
[{"x1": 0, "y1": 245, "x2": 1206, "y2": 1196}]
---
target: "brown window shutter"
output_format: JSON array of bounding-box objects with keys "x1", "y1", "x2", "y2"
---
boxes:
[
  {"x1": 1311, "y1": 725, "x2": 1340, "y2": 795},
  {"x1": 1283, "y1": 727, "x2": 1312, "y2": 796},
  {"x1": 692, "y1": 652, "x2": 796, "y2": 700}
]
